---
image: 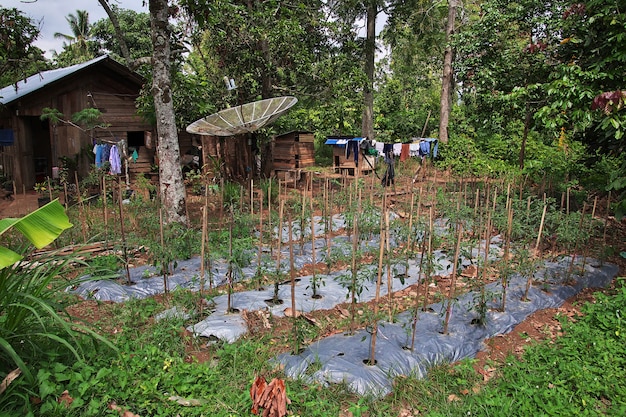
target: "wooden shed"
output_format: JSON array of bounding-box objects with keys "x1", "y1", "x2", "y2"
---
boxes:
[
  {"x1": 325, "y1": 136, "x2": 376, "y2": 176},
  {"x1": 0, "y1": 55, "x2": 155, "y2": 190},
  {"x1": 272, "y1": 130, "x2": 315, "y2": 176}
]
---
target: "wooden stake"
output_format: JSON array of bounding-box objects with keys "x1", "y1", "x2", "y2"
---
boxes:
[
  {"x1": 310, "y1": 185, "x2": 318, "y2": 297},
  {"x1": 75, "y1": 172, "x2": 87, "y2": 243},
  {"x1": 421, "y1": 205, "x2": 435, "y2": 313},
  {"x1": 118, "y1": 178, "x2": 131, "y2": 286},
  {"x1": 227, "y1": 212, "x2": 233, "y2": 313},
  {"x1": 288, "y1": 210, "x2": 298, "y2": 353},
  {"x1": 273, "y1": 200, "x2": 285, "y2": 304},
  {"x1": 256, "y1": 191, "x2": 264, "y2": 288},
  {"x1": 385, "y1": 203, "x2": 393, "y2": 322},
  {"x1": 443, "y1": 223, "x2": 463, "y2": 335},
  {"x1": 369, "y1": 189, "x2": 386, "y2": 365}
]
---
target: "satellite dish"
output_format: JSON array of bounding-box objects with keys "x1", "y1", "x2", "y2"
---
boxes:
[{"x1": 186, "y1": 96, "x2": 298, "y2": 136}]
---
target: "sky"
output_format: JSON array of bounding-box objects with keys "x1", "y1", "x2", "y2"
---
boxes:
[
  {"x1": 4, "y1": 1, "x2": 388, "y2": 60},
  {"x1": 3, "y1": 0, "x2": 147, "y2": 58}
]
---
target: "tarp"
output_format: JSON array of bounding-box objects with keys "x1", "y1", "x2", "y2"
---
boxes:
[
  {"x1": 325, "y1": 137, "x2": 365, "y2": 146},
  {"x1": 0, "y1": 129, "x2": 15, "y2": 146}
]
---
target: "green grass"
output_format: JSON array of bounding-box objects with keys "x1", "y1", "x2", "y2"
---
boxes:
[{"x1": 4, "y1": 277, "x2": 621, "y2": 416}]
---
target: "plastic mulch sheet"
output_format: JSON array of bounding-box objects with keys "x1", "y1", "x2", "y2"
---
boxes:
[{"x1": 273, "y1": 258, "x2": 619, "y2": 397}]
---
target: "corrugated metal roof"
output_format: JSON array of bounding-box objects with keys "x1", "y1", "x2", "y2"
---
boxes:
[{"x1": 0, "y1": 55, "x2": 134, "y2": 105}]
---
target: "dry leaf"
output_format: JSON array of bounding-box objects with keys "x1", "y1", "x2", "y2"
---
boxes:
[
  {"x1": 0, "y1": 368, "x2": 21, "y2": 395},
  {"x1": 447, "y1": 394, "x2": 460, "y2": 402},
  {"x1": 461, "y1": 264, "x2": 478, "y2": 278},
  {"x1": 250, "y1": 375, "x2": 267, "y2": 415},
  {"x1": 57, "y1": 390, "x2": 73, "y2": 407},
  {"x1": 336, "y1": 306, "x2": 350, "y2": 317},
  {"x1": 251, "y1": 376, "x2": 290, "y2": 417}
]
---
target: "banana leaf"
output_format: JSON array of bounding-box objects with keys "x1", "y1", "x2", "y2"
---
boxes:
[{"x1": 0, "y1": 199, "x2": 72, "y2": 269}]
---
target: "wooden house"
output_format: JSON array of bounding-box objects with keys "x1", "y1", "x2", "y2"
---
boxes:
[
  {"x1": 0, "y1": 55, "x2": 155, "y2": 190},
  {"x1": 325, "y1": 136, "x2": 376, "y2": 176}
]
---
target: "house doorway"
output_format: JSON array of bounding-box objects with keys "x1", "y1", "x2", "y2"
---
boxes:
[{"x1": 24, "y1": 116, "x2": 52, "y2": 185}]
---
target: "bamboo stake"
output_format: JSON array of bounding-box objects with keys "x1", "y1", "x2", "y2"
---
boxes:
[
  {"x1": 199, "y1": 205, "x2": 207, "y2": 314},
  {"x1": 219, "y1": 177, "x2": 224, "y2": 221},
  {"x1": 256, "y1": 190, "x2": 263, "y2": 289},
  {"x1": 385, "y1": 204, "x2": 393, "y2": 322},
  {"x1": 102, "y1": 175, "x2": 108, "y2": 243},
  {"x1": 75, "y1": 172, "x2": 87, "y2": 243},
  {"x1": 581, "y1": 196, "x2": 598, "y2": 271},
  {"x1": 499, "y1": 204, "x2": 512, "y2": 312},
  {"x1": 46, "y1": 176, "x2": 52, "y2": 201},
  {"x1": 227, "y1": 212, "x2": 233, "y2": 313},
  {"x1": 603, "y1": 191, "x2": 611, "y2": 243},
  {"x1": 300, "y1": 184, "x2": 306, "y2": 252},
  {"x1": 288, "y1": 210, "x2": 298, "y2": 353},
  {"x1": 405, "y1": 190, "x2": 415, "y2": 279},
  {"x1": 63, "y1": 183, "x2": 69, "y2": 210},
  {"x1": 326, "y1": 179, "x2": 333, "y2": 273},
  {"x1": 273, "y1": 200, "x2": 285, "y2": 304},
  {"x1": 268, "y1": 179, "x2": 273, "y2": 256},
  {"x1": 443, "y1": 223, "x2": 463, "y2": 335},
  {"x1": 310, "y1": 185, "x2": 318, "y2": 298},
  {"x1": 525, "y1": 203, "x2": 548, "y2": 301},
  {"x1": 159, "y1": 206, "x2": 168, "y2": 294},
  {"x1": 118, "y1": 178, "x2": 131, "y2": 286},
  {"x1": 410, "y1": 213, "x2": 429, "y2": 351},
  {"x1": 567, "y1": 202, "x2": 586, "y2": 278},
  {"x1": 421, "y1": 206, "x2": 434, "y2": 313},
  {"x1": 349, "y1": 188, "x2": 360, "y2": 335},
  {"x1": 369, "y1": 189, "x2": 386, "y2": 365},
  {"x1": 478, "y1": 189, "x2": 492, "y2": 302}
]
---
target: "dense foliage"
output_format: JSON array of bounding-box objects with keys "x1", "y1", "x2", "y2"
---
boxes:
[{"x1": 0, "y1": 7, "x2": 48, "y2": 87}]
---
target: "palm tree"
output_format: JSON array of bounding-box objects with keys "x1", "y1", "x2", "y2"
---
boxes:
[{"x1": 54, "y1": 10, "x2": 92, "y2": 58}]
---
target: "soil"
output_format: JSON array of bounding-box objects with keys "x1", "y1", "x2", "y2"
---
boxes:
[{"x1": 2, "y1": 174, "x2": 625, "y2": 389}]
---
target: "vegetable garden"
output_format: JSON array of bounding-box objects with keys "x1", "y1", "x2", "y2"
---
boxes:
[{"x1": 1, "y1": 158, "x2": 624, "y2": 416}]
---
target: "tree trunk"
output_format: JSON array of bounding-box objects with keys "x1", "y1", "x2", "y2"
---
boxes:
[
  {"x1": 149, "y1": 0, "x2": 187, "y2": 224},
  {"x1": 98, "y1": 0, "x2": 132, "y2": 67},
  {"x1": 361, "y1": 2, "x2": 376, "y2": 141},
  {"x1": 438, "y1": 0, "x2": 458, "y2": 144}
]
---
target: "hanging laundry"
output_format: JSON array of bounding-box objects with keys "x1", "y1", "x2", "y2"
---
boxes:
[
  {"x1": 109, "y1": 145, "x2": 122, "y2": 174},
  {"x1": 409, "y1": 143, "x2": 420, "y2": 157},
  {"x1": 345, "y1": 140, "x2": 360, "y2": 167},
  {"x1": 131, "y1": 148, "x2": 139, "y2": 163},
  {"x1": 102, "y1": 144, "x2": 112, "y2": 163},
  {"x1": 381, "y1": 144, "x2": 395, "y2": 187},
  {"x1": 400, "y1": 143, "x2": 410, "y2": 162},
  {"x1": 95, "y1": 144, "x2": 104, "y2": 168},
  {"x1": 419, "y1": 141, "x2": 431, "y2": 158}
]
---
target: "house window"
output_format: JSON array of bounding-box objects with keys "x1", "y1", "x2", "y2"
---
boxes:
[{"x1": 127, "y1": 131, "x2": 145, "y2": 147}]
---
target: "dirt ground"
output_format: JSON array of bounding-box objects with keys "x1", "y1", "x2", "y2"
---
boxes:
[{"x1": 3, "y1": 177, "x2": 626, "y2": 387}]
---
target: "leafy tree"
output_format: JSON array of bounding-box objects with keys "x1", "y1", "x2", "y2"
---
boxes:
[
  {"x1": 52, "y1": 10, "x2": 99, "y2": 66},
  {"x1": 542, "y1": 0, "x2": 626, "y2": 151},
  {"x1": 377, "y1": 1, "x2": 452, "y2": 140},
  {"x1": 454, "y1": 0, "x2": 568, "y2": 170},
  {"x1": 90, "y1": 5, "x2": 153, "y2": 65},
  {"x1": 0, "y1": 7, "x2": 48, "y2": 87}
]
